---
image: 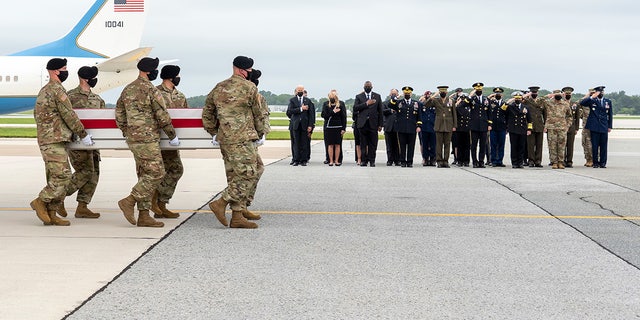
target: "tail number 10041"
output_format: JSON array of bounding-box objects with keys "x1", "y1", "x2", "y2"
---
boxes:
[{"x1": 105, "y1": 21, "x2": 124, "y2": 28}]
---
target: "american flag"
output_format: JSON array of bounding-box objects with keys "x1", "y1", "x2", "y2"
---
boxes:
[{"x1": 114, "y1": 0, "x2": 144, "y2": 12}]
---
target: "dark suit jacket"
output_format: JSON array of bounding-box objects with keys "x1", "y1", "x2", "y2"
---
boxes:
[
  {"x1": 352, "y1": 92, "x2": 383, "y2": 130},
  {"x1": 502, "y1": 102, "x2": 532, "y2": 135},
  {"x1": 382, "y1": 98, "x2": 398, "y2": 133},
  {"x1": 287, "y1": 96, "x2": 316, "y2": 131}
]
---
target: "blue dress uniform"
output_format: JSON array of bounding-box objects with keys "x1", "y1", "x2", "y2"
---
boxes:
[
  {"x1": 501, "y1": 97, "x2": 532, "y2": 168},
  {"x1": 580, "y1": 87, "x2": 613, "y2": 168},
  {"x1": 389, "y1": 86, "x2": 421, "y2": 167},
  {"x1": 489, "y1": 88, "x2": 507, "y2": 167},
  {"x1": 419, "y1": 102, "x2": 436, "y2": 166},
  {"x1": 455, "y1": 99, "x2": 471, "y2": 167}
]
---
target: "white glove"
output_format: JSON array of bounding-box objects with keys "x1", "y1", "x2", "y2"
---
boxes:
[
  {"x1": 211, "y1": 135, "x2": 220, "y2": 147},
  {"x1": 254, "y1": 135, "x2": 265, "y2": 147},
  {"x1": 169, "y1": 136, "x2": 180, "y2": 146},
  {"x1": 81, "y1": 134, "x2": 94, "y2": 146}
]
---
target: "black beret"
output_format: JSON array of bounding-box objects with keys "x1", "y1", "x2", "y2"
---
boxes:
[
  {"x1": 250, "y1": 69, "x2": 262, "y2": 86},
  {"x1": 77, "y1": 66, "x2": 98, "y2": 79},
  {"x1": 233, "y1": 55, "x2": 254, "y2": 69},
  {"x1": 160, "y1": 65, "x2": 180, "y2": 79},
  {"x1": 46, "y1": 58, "x2": 67, "y2": 70},
  {"x1": 137, "y1": 57, "x2": 159, "y2": 72}
]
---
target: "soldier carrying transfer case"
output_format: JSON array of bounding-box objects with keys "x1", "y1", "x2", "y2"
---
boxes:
[
  {"x1": 31, "y1": 58, "x2": 95, "y2": 226},
  {"x1": 115, "y1": 57, "x2": 180, "y2": 228},
  {"x1": 203, "y1": 55, "x2": 269, "y2": 229}
]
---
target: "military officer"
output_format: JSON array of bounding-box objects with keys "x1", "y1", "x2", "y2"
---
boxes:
[
  {"x1": 383, "y1": 89, "x2": 400, "y2": 166},
  {"x1": 454, "y1": 92, "x2": 471, "y2": 167},
  {"x1": 544, "y1": 90, "x2": 573, "y2": 169},
  {"x1": 64, "y1": 66, "x2": 105, "y2": 219},
  {"x1": 203, "y1": 55, "x2": 268, "y2": 229},
  {"x1": 523, "y1": 86, "x2": 547, "y2": 167},
  {"x1": 488, "y1": 87, "x2": 507, "y2": 167},
  {"x1": 425, "y1": 86, "x2": 457, "y2": 168},
  {"x1": 244, "y1": 69, "x2": 268, "y2": 221},
  {"x1": 419, "y1": 91, "x2": 436, "y2": 166},
  {"x1": 501, "y1": 92, "x2": 532, "y2": 168},
  {"x1": 116, "y1": 57, "x2": 180, "y2": 228},
  {"x1": 562, "y1": 87, "x2": 581, "y2": 168},
  {"x1": 580, "y1": 86, "x2": 613, "y2": 168},
  {"x1": 31, "y1": 58, "x2": 94, "y2": 226},
  {"x1": 388, "y1": 86, "x2": 421, "y2": 167},
  {"x1": 581, "y1": 88, "x2": 595, "y2": 167},
  {"x1": 150, "y1": 65, "x2": 187, "y2": 219},
  {"x1": 460, "y1": 82, "x2": 491, "y2": 168}
]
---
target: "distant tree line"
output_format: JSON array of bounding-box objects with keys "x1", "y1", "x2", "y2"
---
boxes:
[{"x1": 184, "y1": 88, "x2": 640, "y2": 115}]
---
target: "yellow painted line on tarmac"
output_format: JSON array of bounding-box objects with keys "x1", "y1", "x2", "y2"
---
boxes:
[{"x1": 4, "y1": 208, "x2": 639, "y2": 220}]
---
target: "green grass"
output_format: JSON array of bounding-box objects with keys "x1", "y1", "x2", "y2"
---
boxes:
[
  {"x1": 0, "y1": 118, "x2": 35, "y2": 124},
  {"x1": 0, "y1": 128, "x2": 36, "y2": 137},
  {"x1": 267, "y1": 131, "x2": 363, "y2": 140}
]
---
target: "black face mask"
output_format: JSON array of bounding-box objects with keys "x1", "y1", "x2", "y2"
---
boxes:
[
  {"x1": 87, "y1": 78, "x2": 98, "y2": 88},
  {"x1": 58, "y1": 71, "x2": 69, "y2": 83},
  {"x1": 297, "y1": 92, "x2": 304, "y2": 97},
  {"x1": 245, "y1": 70, "x2": 252, "y2": 80},
  {"x1": 439, "y1": 92, "x2": 447, "y2": 98},
  {"x1": 565, "y1": 95, "x2": 571, "y2": 100},
  {"x1": 390, "y1": 94, "x2": 397, "y2": 99},
  {"x1": 554, "y1": 95, "x2": 562, "y2": 100},
  {"x1": 329, "y1": 98, "x2": 336, "y2": 103},
  {"x1": 404, "y1": 94, "x2": 411, "y2": 100},
  {"x1": 364, "y1": 86, "x2": 372, "y2": 93},
  {"x1": 531, "y1": 93, "x2": 538, "y2": 99},
  {"x1": 515, "y1": 99, "x2": 523, "y2": 104},
  {"x1": 475, "y1": 90, "x2": 482, "y2": 96},
  {"x1": 495, "y1": 94, "x2": 502, "y2": 100},
  {"x1": 597, "y1": 93, "x2": 604, "y2": 99},
  {"x1": 172, "y1": 77, "x2": 181, "y2": 87},
  {"x1": 148, "y1": 70, "x2": 158, "y2": 81}
]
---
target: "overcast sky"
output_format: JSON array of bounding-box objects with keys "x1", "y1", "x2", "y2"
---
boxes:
[{"x1": 1, "y1": 0, "x2": 638, "y2": 103}]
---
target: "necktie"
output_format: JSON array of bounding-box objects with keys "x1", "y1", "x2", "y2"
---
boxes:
[
  {"x1": 299, "y1": 97, "x2": 303, "y2": 106},
  {"x1": 366, "y1": 93, "x2": 370, "y2": 100}
]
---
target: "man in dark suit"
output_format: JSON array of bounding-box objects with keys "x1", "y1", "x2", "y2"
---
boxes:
[
  {"x1": 352, "y1": 81, "x2": 383, "y2": 167},
  {"x1": 580, "y1": 86, "x2": 613, "y2": 168},
  {"x1": 287, "y1": 85, "x2": 315, "y2": 166}
]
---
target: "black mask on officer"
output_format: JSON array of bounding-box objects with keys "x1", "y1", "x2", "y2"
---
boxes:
[
  {"x1": 554, "y1": 95, "x2": 562, "y2": 100},
  {"x1": 439, "y1": 92, "x2": 447, "y2": 98},
  {"x1": 475, "y1": 90, "x2": 482, "y2": 96},
  {"x1": 58, "y1": 70, "x2": 69, "y2": 83},
  {"x1": 148, "y1": 69, "x2": 158, "y2": 81},
  {"x1": 565, "y1": 94, "x2": 571, "y2": 100},
  {"x1": 515, "y1": 99, "x2": 523, "y2": 104},
  {"x1": 297, "y1": 92, "x2": 304, "y2": 97},
  {"x1": 245, "y1": 70, "x2": 252, "y2": 80},
  {"x1": 87, "y1": 78, "x2": 98, "y2": 88},
  {"x1": 404, "y1": 94, "x2": 411, "y2": 100},
  {"x1": 171, "y1": 76, "x2": 181, "y2": 87},
  {"x1": 531, "y1": 93, "x2": 538, "y2": 99},
  {"x1": 597, "y1": 93, "x2": 604, "y2": 99},
  {"x1": 495, "y1": 94, "x2": 502, "y2": 100},
  {"x1": 364, "y1": 86, "x2": 372, "y2": 94}
]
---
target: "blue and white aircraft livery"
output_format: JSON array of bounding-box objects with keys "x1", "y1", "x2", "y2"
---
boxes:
[{"x1": 0, "y1": 0, "x2": 151, "y2": 114}]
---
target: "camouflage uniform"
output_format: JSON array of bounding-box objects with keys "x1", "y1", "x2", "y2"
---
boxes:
[
  {"x1": 581, "y1": 104, "x2": 593, "y2": 163},
  {"x1": 116, "y1": 76, "x2": 176, "y2": 210},
  {"x1": 545, "y1": 99, "x2": 572, "y2": 165},
  {"x1": 66, "y1": 86, "x2": 105, "y2": 203},
  {"x1": 523, "y1": 96, "x2": 547, "y2": 166},
  {"x1": 564, "y1": 99, "x2": 581, "y2": 166},
  {"x1": 34, "y1": 80, "x2": 88, "y2": 211},
  {"x1": 203, "y1": 74, "x2": 267, "y2": 212},
  {"x1": 156, "y1": 83, "x2": 188, "y2": 204},
  {"x1": 247, "y1": 93, "x2": 270, "y2": 206}
]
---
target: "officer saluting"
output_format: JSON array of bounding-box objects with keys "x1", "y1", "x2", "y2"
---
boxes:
[
  {"x1": 580, "y1": 86, "x2": 613, "y2": 168},
  {"x1": 389, "y1": 86, "x2": 421, "y2": 167},
  {"x1": 562, "y1": 87, "x2": 581, "y2": 168},
  {"x1": 501, "y1": 92, "x2": 532, "y2": 168}
]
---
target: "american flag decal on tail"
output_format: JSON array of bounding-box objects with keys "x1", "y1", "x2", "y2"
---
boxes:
[{"x1": 114, "y1": 0, "x2": 144, "y2": 12}]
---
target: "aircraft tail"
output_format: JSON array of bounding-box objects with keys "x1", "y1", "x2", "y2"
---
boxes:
[{"x1": 10, "y1": 0, "x2": 148, "y2": 59}]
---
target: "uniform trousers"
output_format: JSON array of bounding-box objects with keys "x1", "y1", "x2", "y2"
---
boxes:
[
  {"x1": 527, "y1": 132, "x2": 544, "y2": 165},
  {"x1": 590, "y1": 131, "x2": 608, "y2": 167},
  {"x1": 509, "y1": 133, "x2": 527, "y2": 166},
  {"x1": 398, "y1": 132, "x2": 417, "y2": 165},
  {"x1": 420, "y1": 131, "x2": 436, "y2": 162},
  {"x1": 67, "y1": 150, "x2": 100, "y2": 204},
  {"x1": 384, "y1": 131, "x2": 399, "y2": 164},
  {"x1": 547, "y1": 129, "x2": 567, "y2": 164},
  {"x1": 490, "y1": 130, "x2": 506, "y2": 165},
  {"x1": 456, "y1": 131, "x2": 470, "y2": 165},
  {"x1": 158, "y1": 150, "x2": 184, "y2": 203},
  {"x1": 582, "y1": 128, "x2": 593, "y2": 162},
  {"x1": 38, "y1": 142, "x2": 72, "y2": 211},
  {"x1": 564, "y1": 131, "x2": 577, "y2": 166},
  {"x1": 220, "y1": 141, "x2": 260, "y2": 212},
  {"x1": 435, "y1": 131, "x2": 452, "y2": 164},
  {"x1": 128, "y1": 142, "x2": 165, "y2": 210},
  {"x1": 470, "y1": 130, "x2": 487, "y2": 165}
]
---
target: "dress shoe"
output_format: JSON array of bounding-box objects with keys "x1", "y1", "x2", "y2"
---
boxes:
[
  {"x1": 565, "y1": 163, "x2": 573, "y2": 168},
  {"x1": 600, "y1": 165, "x2": 607, "y2": 168},
  {"x1": 292, "y1": 161, "x2": 299, "y2": 166},
  {"x1": 498, "y1": 164, "x2": 506, "y2": 167},
  {"x1": 423, "y1": 162, "x2": 428, "y2": 167},
  {"x1": 329, "y1": 163, "x2": 334, "y2": 166},
  {"x1": 473, "y1": 163, "x2": 479, "y2": 168},
  {"x1": 301, "y1": 161, "x2": 307, "y2": 166},
  {"x1": 386, "y1": 161, "x2": 393, "y2": 166},
  {"x1": 407, "y1": 164, "x2": 413, "y2": 168},
  {"x1": 360, "y1": 162, "x2": 368, "y2": 167},
  {"x1": 289, "y1": 160, "x2": 294, "y2": 165},
  {"x1": 401, "y1": 163, "x2": 407, "y2": 167},
  {"x1": 535, "y1": 164, "x2": 543, "y2": 168},
  {"x1": 323, "y1": 160, "x2": 329, "y2": 164},
  {"x1": 369, "y1": 163, "x2": 375, "y2": 167},
  {"x1": 444, "y1": 163, "x2": 450, "y2": 168},
  {"x1": 335, "y1": 163, "x2": 342, "y2": 166},
  {"x1": 463, "y1": 163, "x2": 469, "y2": 167},
  {"x1": 394, "y1": 162, "x2": 401, "y2": 166}
]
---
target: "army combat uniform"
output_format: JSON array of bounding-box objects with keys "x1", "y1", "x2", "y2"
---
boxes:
[
  {"x1": 66, "y1": 86, "x2": 105, "y2": 214},
  {"x1": 545, "y1": 93, "x2": 572, "y2": 169},
  {"x1": 581, "y1": 92, "x2": 593, "y2": 166},
  {"x1": 34, "y1": 80, "x2": 88, "y2": 224},
  {"x1": 115, "y1": 76, "x2": 177, "y2": 222}
]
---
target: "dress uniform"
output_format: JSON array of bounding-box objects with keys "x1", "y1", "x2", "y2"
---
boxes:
[
  {"x1": 383, "y1": 90, "x2": 400, "y2": 166},
  {"x1": 389, "y1": 86, "x2": 421, "y2": 167},
  {"x1": 426, "y1": 86, "x2": 457, "y2": 168},
  {"x1": 501, "y1": 92, "x2": 532, "y2": 168},
  {"x1": 489, "y1": 87, "x2": 507, "y2": 167},
  {"x1": 460, "y1": 82, "x2": 491, "y2": 168},
  {"x1": 419, "y1": 95, "x2": 436, "y2": 166},
  {"x1": 523, "y1": 86, "x2": 547, "y2": 167},
  {"x1": 581, "y1": 88, "x2": 595, "y2": 166},
  {"x1": 580, "y1": 86, "x2": 613, "y2": 168},
  {"x1": 545, "y1": 90, "x2": 572, "y2": 169},
  {"x1": 455, "y1": 94, "x2": 471, "y2": 167},
  {"x1": 562, "y1": 87, "x2": 581, "y2": 167}
]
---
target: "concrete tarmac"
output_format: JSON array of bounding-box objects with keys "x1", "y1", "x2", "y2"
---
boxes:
[{"x1": 1, "y1": 132, "x2": 639, "y2": 319}]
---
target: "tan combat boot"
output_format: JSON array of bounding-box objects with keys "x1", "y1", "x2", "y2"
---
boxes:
[
  {"x1": 75, "y1": 202, "x2": 100, "y2": 218},
  {"x1": 230, "y1": 210, "x2": 258, "y2": 229},
  {"x1": 558, "y1": 162, "x2": 565, "y2": 169},
  {"x1": 242, "y1": 209, "x2": 261, "y2": 220},
  {"x1": 57, "y1": 201, "x2": 68, "y2": 217},
  {"x1": 150, "y1": 190, "x2": 163, "y2": 217},
  {"x1": 30, "y1": 197, "x2": 51, "y2": 225},
  {"x1": 48, "y1": 210, "x2": 70, "y2": 226},
  {"x1": 208, "y1": 198, "x2": 229, "y2": 226},
  {"x1": 155, "y1": 202, "x2": 179, "y2": 219},
  {"x1": 137, "y1": 210, "x2": 164, "y2": 228},
  {"x1": 585, "y1": 160, "x2": 593, "y2": 167},
  {"x1": 551, "y1": 162, "x2": 559, "y2": 169},
  {"x1": 118, "y1": 195, "x2": 137, "y2": 225}
]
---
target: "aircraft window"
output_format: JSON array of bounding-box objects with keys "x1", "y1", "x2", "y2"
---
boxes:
[
  {"x1": 14, "y1": 76, "x2": 18, "y2": 82},
  {"x1": 0, "y1": 76, "x2": 2, "y2": 82},
  {"x1": 5, "y1": 76, "x2": 9, "y2": 82}
]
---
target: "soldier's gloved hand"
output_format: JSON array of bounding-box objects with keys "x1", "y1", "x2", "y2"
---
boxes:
[
  {"x1": 169, "y1": 136, "x2": 180, "y2": 146},
  {"x1": 81, "y1": 134, "x2": 94, "y2": 146},
  {"x1": 211, "y1": 135, "x2": 220, "y2": 147},
  {"x1": 254, "y1": 135, "x2": 265, "y2": 147}
]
